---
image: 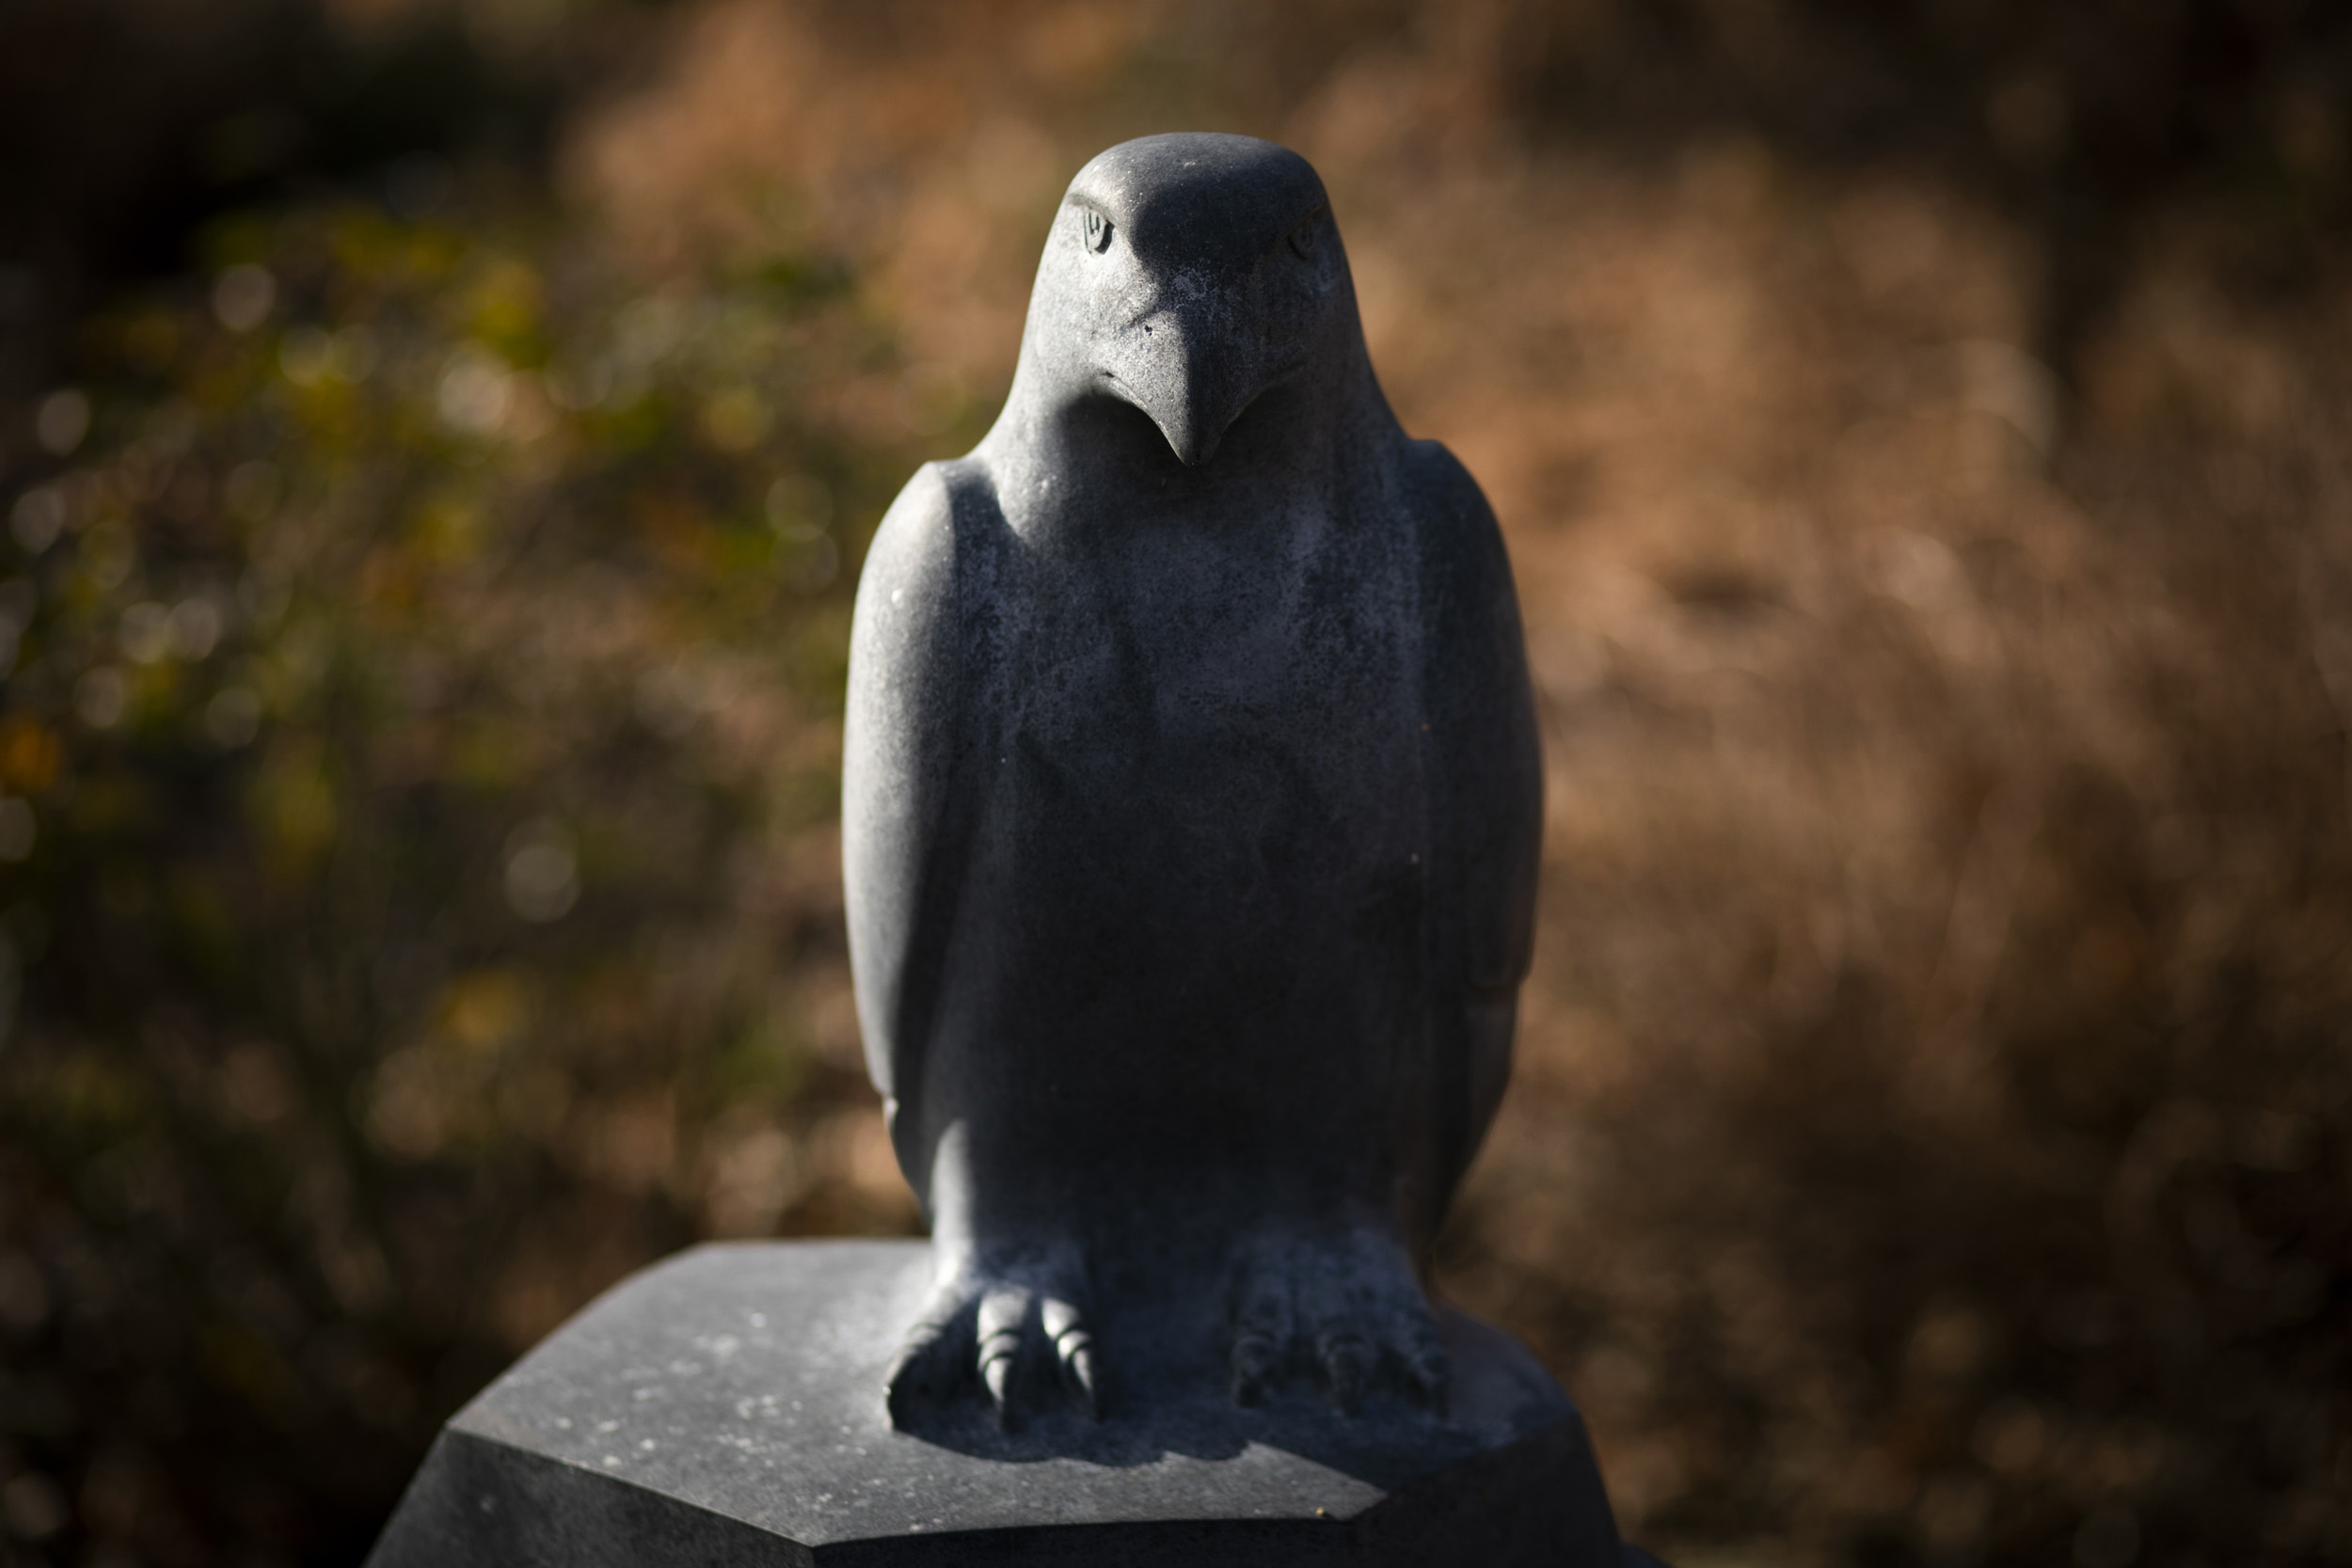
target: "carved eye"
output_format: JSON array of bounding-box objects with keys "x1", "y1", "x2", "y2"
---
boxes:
[
  {"x1": 1287, "y1": 210, "x2": 1323, "y2": 260},
  {"x1": 1083, "y1": 209, "x2": 1113, "y2": 253}
]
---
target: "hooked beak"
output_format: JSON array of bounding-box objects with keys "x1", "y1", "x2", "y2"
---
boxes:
[{"x1": 1101, "y1": 305, "x2": 1300, "y2": 467}]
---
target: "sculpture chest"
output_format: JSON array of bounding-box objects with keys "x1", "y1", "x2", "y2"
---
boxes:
[{"x1": 924, "y1": 480, "x2": 1435, "y2": 1186}]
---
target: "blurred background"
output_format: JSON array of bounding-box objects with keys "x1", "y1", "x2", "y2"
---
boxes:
[{"x1": 1, "y1": 1, "x2": 2348, "y2": 1563}]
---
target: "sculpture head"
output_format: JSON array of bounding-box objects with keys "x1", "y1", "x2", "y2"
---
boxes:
[{"x1": 1013, "y1": 132, "x2": 1366, "y2": 467}]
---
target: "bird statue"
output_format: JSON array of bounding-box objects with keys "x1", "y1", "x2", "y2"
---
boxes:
[{"x1": 842, "y1": 132, "x2": 1542, "y2": 1432}]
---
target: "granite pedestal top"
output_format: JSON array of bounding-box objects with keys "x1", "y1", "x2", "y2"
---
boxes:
[{"x1": 366, "y1": 1240, "x2": 1631, "y2": 1565}]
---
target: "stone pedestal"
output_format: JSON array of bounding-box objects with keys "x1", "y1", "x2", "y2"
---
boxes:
[{"x1": 366, "y1": 1241, "x2": 1635, "y2": 1566}]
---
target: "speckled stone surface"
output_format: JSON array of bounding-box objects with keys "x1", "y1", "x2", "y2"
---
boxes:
[{"x1": 365, "y1": 1241, "x2": 1627, "y2": 1566}]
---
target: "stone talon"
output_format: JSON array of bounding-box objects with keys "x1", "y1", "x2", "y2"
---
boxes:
[
  {"x1": 883, "y1": 1260, "x2": 1096, "y2": 1428},
  {"x1": 1041, "y1": 1298, "x2": 1101, "y2": 1419},
  {"x1": 975, "y1": 1288, "x2": 1031, "y2": 1427},
  {"x1": 1230, "y1": 1258, "x2": 1295, "y2": 1407},
  {"x1": 1320, "y1": 1334, "x2": 1375, "y2": 1416},
  {"x1": 1231, "y1": 1334, "x2": 1281, "y2": 1405},
  {"x1": 1040, "y1": 1296, "x2": 1081, "y2": 1344},
  {"x1": 1407, "y1": 1344, "x2": 1451, "y2": 1415},
  {"x1": 884, "y1": 1310, "x2": 969, "y2": 1430},
  {"x1": 979, "y1": 1351, "x2": 1017, "y2": 1427},
  {"x1": 1061, "y1": 1339, "x2": 1101, "y2": 1418},
  {"x1": 1229, "y1": 1229, "x2": 1449, "y2": 1415}
]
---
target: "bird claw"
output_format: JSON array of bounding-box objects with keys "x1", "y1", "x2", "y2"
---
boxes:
[
  {"x1": 1231, "y1": 1330, "x2": 1283, "y2": 1405},
  {"x1": 1228, "y1": 1226, "x2": 1449, "y2": 1418},
  {"x1": 886, "y1": 1246, "x2": 1103, "y2": 1430},
  {"x1": 1041, "y1": 1296, "x2": 1102, "y2": 1419}
]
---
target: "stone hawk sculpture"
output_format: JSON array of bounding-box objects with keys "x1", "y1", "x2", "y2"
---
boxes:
[{"x1": 843, "y1": 132, "x2": 1542, "y2": 1430}]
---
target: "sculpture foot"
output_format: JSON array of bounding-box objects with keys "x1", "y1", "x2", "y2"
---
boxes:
[
  {"x1": 1229, "y1": 1226, "x2": 1447, "y2": 1418},
  {"x1": 886, "y1": 1242, "x2": 1101, "y2": 1431}
]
